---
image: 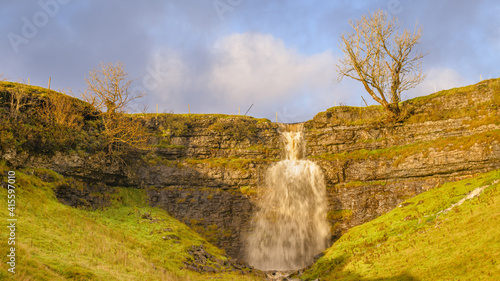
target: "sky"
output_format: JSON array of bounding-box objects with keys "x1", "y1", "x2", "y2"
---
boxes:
[{"x1": 1, "y1": 0, "x2": 499, "y2": 122}]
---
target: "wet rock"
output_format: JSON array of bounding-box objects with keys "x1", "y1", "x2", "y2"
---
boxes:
[
  {"x1": 162, "y1": 235, "x2": 179, "y2": 240},
  {"x1": 184, "y1": 244, "x2": 226, "y2": 273},
  {"x1": 141, "y1": 212, "x2": 152, "y2": 220},
  {"x1": 54, "y1": 179, "x2": 115, "y2": 210},
  {"x1": 201, "y1": 265, "x2": 218, "y2": 273},
  {"x1": 313, "y1": 252, "x2": 324, "y2": 262},
  {"x1": 265, "y1": 270, "x2": 297, "y2": 281}
]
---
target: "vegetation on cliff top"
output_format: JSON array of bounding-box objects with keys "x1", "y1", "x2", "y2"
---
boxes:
[
  {"x1": 302, "y1": 169, "x2": 500, "y2": 280},
  {"x1": 0, "y1": 80, "x2": 273, "y2": 159},
  {"x1": 0, "y1": 163, "x2": 261, "y2": 281},
  {"x1": 2, "y1": 73, "x2": 499, "y2": 280},
  {"x1": 0, "y1": 81, "x2": 101, "y2": 156},
  {"x1": 311, "y1": 77, "x2": 500, "y2": 126},
  {"x1": 81, "y1": 61, "x2": 152, "y2": 155}
]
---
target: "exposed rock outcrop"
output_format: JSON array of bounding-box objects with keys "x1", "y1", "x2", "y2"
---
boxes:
[
  {"x1": 304, "y1": 79, "x2": 500, "y2": 237},
  {"x1": 3, "y1": 79, "x2": 500, "y2": 262},
  {"x1": 54, "y1": 179, "x2": 116, "y2": 209}
]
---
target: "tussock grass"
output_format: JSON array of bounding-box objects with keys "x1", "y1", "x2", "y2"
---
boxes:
[
  {"x1": 303, "y1": 169, "x2": 500, "y2": 280},
  {"x1": 0, "y1": 163, "x2": 261, "y2": 281}
]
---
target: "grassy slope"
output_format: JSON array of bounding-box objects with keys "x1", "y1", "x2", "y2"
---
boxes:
[
  {"x1": 303, "y1": 169, "x2": 500, "y2": 280},
  {"x1": 0, "y1": 163, "x2": 260, "y2": 281}
]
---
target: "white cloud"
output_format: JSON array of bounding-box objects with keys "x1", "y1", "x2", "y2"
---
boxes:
[
  {"x1": 209, "y1": 33, "x2": 330, "y2": 103},
  {"x1": 148, "y1": 32, "x2": 340, "y2": 121},
  {"x1": 146, "y1": 37, "x2": 473, "y2": 121}
]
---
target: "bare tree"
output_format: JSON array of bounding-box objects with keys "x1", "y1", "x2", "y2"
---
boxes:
[
  {"x1": 82, "y1": 61, "x2": 150, "y2": 154},
  {"x1": 337, "y1": 9, "x2": 426, "y2": 119},
  {"x1": 82, "y1": 61, "x2": 144, "y2": 117}
]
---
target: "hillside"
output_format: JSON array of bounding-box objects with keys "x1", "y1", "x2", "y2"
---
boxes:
[
  {"x1": 301, "y1": 168, "x2": 500, "y2": 280},
  {"x1": 0, "y1": 80, "x2": 282, "y2": 260},
  {"x1": 1, "y1": 78, "x2": 500, "y2": 280},
  {"x1": 0, "y1": 162, "x2": 262, "y2": 280}
]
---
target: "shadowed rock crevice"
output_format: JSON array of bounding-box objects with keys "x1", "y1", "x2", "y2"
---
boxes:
[
  {"x1": 147, "y1": 186, "x2": 255, "y2": 260},
  {"x1": 55, "y1": 179, "x2": 116, "y2": 209}
]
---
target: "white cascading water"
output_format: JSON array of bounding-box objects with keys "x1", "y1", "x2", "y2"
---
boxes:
[{"x1": 246, "y1": 123, "x2": 330, "y2": 271}]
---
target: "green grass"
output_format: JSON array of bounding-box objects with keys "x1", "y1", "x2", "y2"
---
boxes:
[
  {"x1": 240, "y1": 186, "x2": 257, "y2": 196},
  {"x1": 302, "y1": 169, "x2": 500, "y2": 280},
  {"x1": 309, "y1": 104, "x2": 385, "y2": 126},
  {"x1": 156, "y1": 140, "x2": 186, "y2": 150},
  {"x1": 0, "y1": 163, "x2": 261, "y2": 281},
  {"x1": 405, "y1": 78, "x2": 499, "y2": 106},
  {"x1": 136, "y1": 113, "x2": 271, "y2": 138},
  {"x1": 0, "y1": 81, "x2": 94, "y2": 113},
  {"x1": 335, "y1": 180, "x2": 388, "y2": 189},
  {"x1": 135, "y1": 112, "x2": 270, "y2": 123}
]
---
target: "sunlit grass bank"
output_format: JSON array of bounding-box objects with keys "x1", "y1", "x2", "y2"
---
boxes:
[
  {"x1": 303, "y1": 169, "x2": 500, "y2": 280},
  {"x1": 0, "y1": 163, "x2": 260, "y2": 281}
]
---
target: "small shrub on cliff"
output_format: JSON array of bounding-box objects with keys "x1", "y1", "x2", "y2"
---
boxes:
[
  {"x1": 162, "y1": 115, "x2": 190, "y2": 136},
  {"x1": 39, "y1": 91, "x2": 84, "y2": 130},
  {"x1": 327, "y1": 209, "x2": 353, "y2": 222},
  {"x1": 208, "y1": 117, "x2": 257, "y2": 140},
  {"x1": 240, "y1": 186, "x2": 256, "y2": 196},
  {"x1": 82, "y1": 61, "x2": 151, "y2": 156}
]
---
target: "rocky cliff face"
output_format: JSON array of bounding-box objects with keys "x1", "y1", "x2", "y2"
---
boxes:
[
  {"x1": 138, "y1": 115, "x2": 282, "y2": 259},
  {"x1": 5, "y1": 115, "x2": 282, "y2": 260},
  {"x1": 4, "y1": 79, "x2": 500, "y2": 262},
  {"x1": 304, "y1": 79, "x2": 500, "y2": 238}
]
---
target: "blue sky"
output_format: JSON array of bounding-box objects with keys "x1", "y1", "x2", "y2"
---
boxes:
[{"x1": 1, "y1": 0, "x2": 499, "y2": 122}]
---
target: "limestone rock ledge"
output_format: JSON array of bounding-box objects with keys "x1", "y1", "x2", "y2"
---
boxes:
[{"x1": 5, "y1": 79, "x2": 500, "y2": 261}]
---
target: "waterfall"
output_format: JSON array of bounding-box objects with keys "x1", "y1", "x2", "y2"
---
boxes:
[{"x1": 246, "y1": 123, "x2": 330, "y2": 271}]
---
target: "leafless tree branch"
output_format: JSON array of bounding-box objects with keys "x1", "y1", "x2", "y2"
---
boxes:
[
  {"x1": 337, "y1": 9, "x2": 427, "y2": 120},
  {"x1": 82, "y1": 61, "x2": 151, "y2": 155}
]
